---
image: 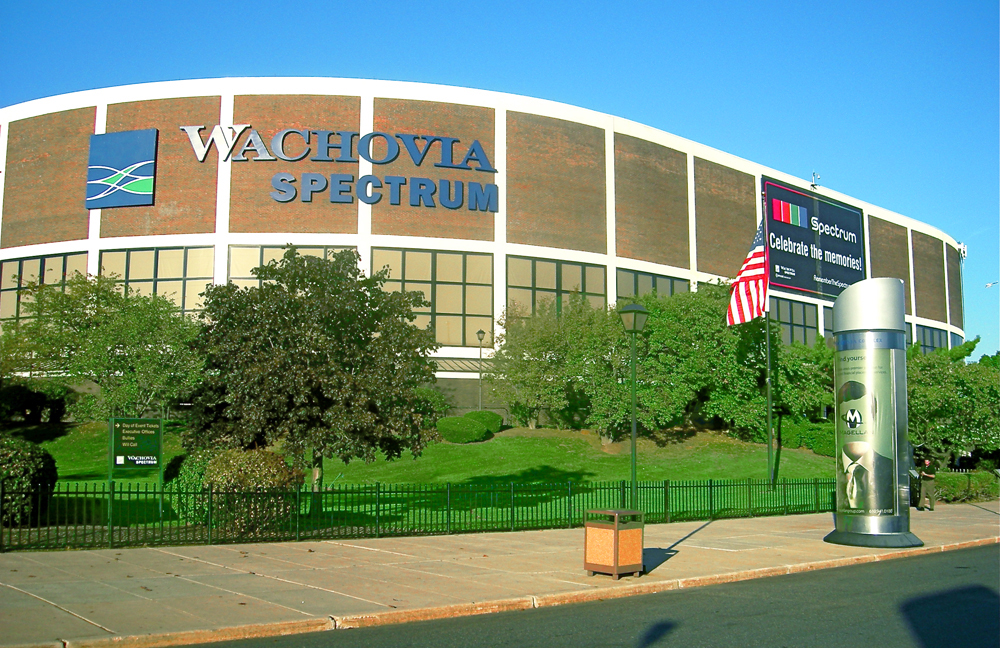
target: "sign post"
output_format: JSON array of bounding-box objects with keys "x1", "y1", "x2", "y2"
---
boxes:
[{"x1": 824, "y1": 278, "x2": 921, "y2": 547}]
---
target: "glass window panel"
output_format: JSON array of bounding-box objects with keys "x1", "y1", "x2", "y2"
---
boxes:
[
  {"x1": 0, "y1": 292, "x2": 17, "y2": 319},
  {"x1": 43, "y1": 256, "x2": 64, "y2": 285},
  {"x1": 128, "y1": 281, "x2": 154, "y2": 297},
  {"x1": 372, "y1": 249, "x2": 402, "y2": 279},
  {"x1": 21, "y1": 259, "x2": 40, "y2": 285},
  {"x1": 466, "y1": 254, "x2": 492, "y2": 284},
  {"x1": 156, "y1": 280, "x2": 184, "y2": 308},
  {"x1": 436, "y1": 253, "x2": 464, "y2": 282},
  {"x1": 407, "y1": 283, "x2": 431, "y2": 310},
  {"x1": 2, "y1": 262, "x2": 19, "y2": 290},
  {"x1": 66, "y1": 254, "x2": 87, "y2": 278},
  {"x1": 778, "y1": 299, "x2": 790, "y2": 323},
  {"x1": 638, "y1": 274, "x2": 654, "y2": 296},
  {"x1": 382, "y1": 281, "x2": 401, "y2": 293},
  {"x1": 436, "y1": 284, "x2": 463, "y2": 314},
  {"x1": 262, "y1": 247, "x2": 285, "y2": 265},
  {"x1": 101, "y1": 251, "x2": 127, "y2": 278},
  {"x1": 230, "y1": 279, "x2": 258, "y2": 290},
  {"x1": 466, "y1": 317, "x2": 493, "y2": 347},
  {"x1": 779, "y1": 323, "x2": 791, "y2": 345},
  {"x1": 586, "y1": 266, "x2": 605, "y2": 294},
  {"x1": 562, "y1": 264, "x2": 582, "y2": 292},
  {"x1": 673, "y1": 279, "x2": 690, "y2": 293},
  {"x1": 298, "y1": 247, "x2": 323, "y2": 258},
  {"x1": 185, "y1": 280, "x2": 212, "y2": 310},
  {"x1": 412, "y1": 314, "x2": 431, "y2": 330},
  {"x1": 507, "y1": 257, "x2": 532, "y2": 287},
  {"x1": 435, "y1": 315, "x2": 464, "y2": 346},
  {"x1": 587, "y1": 295, "x2": 606, "y2": 310},
  {"x1": 157, "y1": 249, "x2": 185, "y2": 279},
  {"x1": 128, "y1": 250, "x2": 155, "y2": 280},
  {"x1": 950, "y1": 333, "x2": 963, "y2": 349},
  {"x1": 536, "y1": 261, "x2": 556, "y2": 289},
  {"x1": 791, "y1": 302, "x2": 804, "y2": 324},
  {"x1": 186, "y1": 248, "x2": 214, "y2": 278},
  {"x1": 230, "y1": 247, "x2": 261, "y2": 279},
  {"x1": 617, "y1": 270, "x2": 635, "y2": 298},
  {"x1": 507, "y1": 288, "x2": 533, "y2": 313},
  {"x1": 404, "y1": 252, "x2": 432, "y2": 281},
  {"x1": 806, "y1": 328, "x2": 817, "y2": 347},
  {"x1": 466, "y1": 285, "x2": 492, "y2": 316},
  {"x1": 805, "y1": 304, "x2": 817, "y2": 327}
]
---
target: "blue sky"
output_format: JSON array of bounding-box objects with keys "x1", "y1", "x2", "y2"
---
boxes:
[{"x1": 1, "y1": 0, "x2": 997, "y2": 356}]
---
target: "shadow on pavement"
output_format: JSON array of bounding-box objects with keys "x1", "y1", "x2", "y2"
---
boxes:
[
  {"x1": 642, "y1": 547, "x2": 678, "y2": 573},
  {"x1": 901, "y1": 585, "x2": 1000, "y2": 648},
  {"x1": 636, "y1": 621, "x2": 677, "y2": 647}
]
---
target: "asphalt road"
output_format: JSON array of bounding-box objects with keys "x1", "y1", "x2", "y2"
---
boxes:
[{"x1": 205, "y1": 545, "x2": 999, "y2": 648}]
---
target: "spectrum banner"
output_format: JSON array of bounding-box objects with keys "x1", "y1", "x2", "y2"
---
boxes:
[{"x1": 763, "y1": 178, "x2": 866, "y2": 298}]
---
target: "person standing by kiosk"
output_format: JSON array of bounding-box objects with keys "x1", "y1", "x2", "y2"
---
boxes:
[{"x1": 918, "y1": 459, "x2": 936, "y2": 511}]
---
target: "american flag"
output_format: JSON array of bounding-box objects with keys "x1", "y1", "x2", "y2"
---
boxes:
[{"x1": 727, "y1": 221, "x2": 769, "y2": 326}]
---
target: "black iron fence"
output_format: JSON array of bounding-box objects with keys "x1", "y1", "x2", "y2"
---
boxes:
[{"x1": 0, "y1": 478, "x2": 835, "y2": 552}]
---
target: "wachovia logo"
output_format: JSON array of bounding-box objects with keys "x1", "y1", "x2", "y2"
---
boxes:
[{"x1": 85, "y1": 129, "x2": 159, "y2": 209}]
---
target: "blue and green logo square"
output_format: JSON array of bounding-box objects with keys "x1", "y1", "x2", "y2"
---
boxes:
[{"x1": 86, "y1": 129, "x2": 159, "y2": 209}]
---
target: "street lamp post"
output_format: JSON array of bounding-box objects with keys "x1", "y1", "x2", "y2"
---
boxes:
[
  {"x1": 618, "y1": 303, "x2": 649, "y2": 511},
  {"x1": 476, "y1": 329, "x2": 486, "y2": 411}
]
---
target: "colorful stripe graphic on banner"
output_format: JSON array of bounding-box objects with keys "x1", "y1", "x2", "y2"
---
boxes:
[{"x1": 772, "y1": 198, "x2": 807, "y2": 227}]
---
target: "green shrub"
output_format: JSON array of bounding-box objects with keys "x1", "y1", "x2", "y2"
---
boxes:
[
  {"x1": 0, "y1": 435, "x2": 58, "y2": 526},
  {"x1": 934, "y1": 472, "x2": 1000, "y2": 503},
  {"x1": 464, "y1": 410, "x2": 502, "y2": 434},
  {"x1": 165, "y1": 449, "x2": 219, "y2": 523},
  {"x1": 436, "y1": 416, "x2": 490, "y2": 443},
  {"x1": 203, "y1": 449, "x2": 304, "y2": 534},
  {"x1": 780, "y1": 418, "x2": 835, "y2": 457},
  {"x1": 413, "y1": 386, "x2": 452, "y2": 430}
]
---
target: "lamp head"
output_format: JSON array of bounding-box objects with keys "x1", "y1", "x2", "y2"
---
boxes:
[{"x1": 618, "y1": 303, "x2": 649, "y2": 334}]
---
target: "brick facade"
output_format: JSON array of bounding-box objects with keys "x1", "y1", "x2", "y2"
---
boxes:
[
  {"x1": 911, "y1": 230, "x2": 947, "y2": 322},
  {"x1": 946, "y1": 244, "x2": 963, "y2": 329},
  {"x1": 868, "y1": 216, "x2": 912, "y2": 315},
  {"x1": 2, "y1": 108, "x2": 95, "y2": 247},
  {"x1": 693, "y1": 158, "x2": 756, "y2": 277},
  {"x1": 614, "y1": 134, "x2": 688, "y2": 268}
]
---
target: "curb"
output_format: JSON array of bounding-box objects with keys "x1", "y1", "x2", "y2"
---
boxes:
[{"x1": 23, "y1": 535, "x2": 1000, "y2": 648}]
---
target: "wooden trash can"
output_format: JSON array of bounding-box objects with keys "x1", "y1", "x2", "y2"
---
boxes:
[{"x1": 584, "y1": 509, "x2": 644, "y2": 579}]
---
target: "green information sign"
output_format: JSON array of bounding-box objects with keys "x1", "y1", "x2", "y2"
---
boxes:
[{"x1": 109, "y1": 418, "x2": 162, "y2": 479}]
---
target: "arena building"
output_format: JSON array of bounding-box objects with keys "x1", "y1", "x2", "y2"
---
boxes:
[{"x1": 0, "y1": 78, "x2": 965, "y2": 405}]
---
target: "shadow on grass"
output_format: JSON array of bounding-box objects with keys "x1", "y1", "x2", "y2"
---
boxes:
[
  {"x1": 457, "y1": 466, "x2": 598, "y2": 486},
  {"x1": 646, "y1": 427, "x2": 697, "y2": 447},
  {"x1": 6, "y1": 422, "x2": 75, "y2": 444}
]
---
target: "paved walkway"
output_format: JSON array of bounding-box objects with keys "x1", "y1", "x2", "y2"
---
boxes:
[{"x1": 1, "y1": 501, "x2": 997, "y2": 648}]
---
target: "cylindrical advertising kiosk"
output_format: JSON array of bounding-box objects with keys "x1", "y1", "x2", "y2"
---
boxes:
[{"x1": 824, "y1": 278, "x2": 922, "y2": 548}]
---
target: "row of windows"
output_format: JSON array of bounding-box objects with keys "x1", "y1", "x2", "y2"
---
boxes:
[{"x1": 0, "y1": 248, "x2": 963, "y2": 353}]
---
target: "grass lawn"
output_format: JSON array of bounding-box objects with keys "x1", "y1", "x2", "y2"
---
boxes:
[
  {"x1": 322, "y1": 427, "x2": 834, "y2": 484},
  {"x1": 5, "y1": 422, "x2": 834, "y2": 485}
]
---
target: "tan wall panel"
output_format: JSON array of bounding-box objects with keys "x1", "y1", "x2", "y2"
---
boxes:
[
  {"x1": 946, "y1": 244, "x2": 963, "y2": 329},
  {"x1": 614, "y1": 134, "x2": 688, "y2": 267},
  {"x1": 506, "y1": 112, "x2": 606, "y2": 254},
  {"x1": 2, "y1": 108, "x2": 95, "y2": 247},
  {"x1": 911, "y1": 230, "x2": 947, "y2": 323},
  {"x1": 371, "y1": 99, "x2": 494, "y2": 241},
  {"x1": 694, "y1": 158, "x2": 756, "y2": 277},
  {"x1": 103, "y1": 97, "x2": 221, "y2": 237},
  {"x1": 868, "y1": 216, "x2": 912, "y2": 315},
  {"x1": 231, "y1": 95, "x2": 360, "y2": 234}
]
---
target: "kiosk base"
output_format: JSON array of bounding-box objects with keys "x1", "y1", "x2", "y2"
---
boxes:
[{"x1": 823, "y1": 529, "x2": 923, "y2": 548}]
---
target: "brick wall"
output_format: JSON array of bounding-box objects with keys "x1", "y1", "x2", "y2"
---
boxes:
[
  {"x1": 231, "y1": 94, "x2": 360, "y2": 234},
  {"x1": 614, "y1": 134, "x2": 688, "y2": 267},
  {"x1": 911, "y1": 230, "x2": 947, "y2": 323},
  {"x1": 103, "y1": 97, "x2": 221, "y2": 237},
  {"x1": 946, "y1": 244, "x2": 963, "y2": 328},
  {"x1": 693, "y1": 158, "x2": 756, "y2": 277},
  {"x1": 506, "y1": 112, "x2": 606, "y2": 254},
  {"x1": 868, "y1": 216, "x2": 912, "y2": 315},
  {"x1": 2, "y1": 108, "x2": 95, "y2": 247}
]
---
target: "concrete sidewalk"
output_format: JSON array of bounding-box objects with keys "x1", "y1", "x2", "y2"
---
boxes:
[{"x1": 1, "y1": 501, "x2": 997, "y2": 648}]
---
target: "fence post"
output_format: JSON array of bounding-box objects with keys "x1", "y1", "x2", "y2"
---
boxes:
[
  {"x1": 295, "y1": 488, "x2": 301, "y2": 542},
  {"x1": 664, "y1": 480, "x2": 670, "y2": 524},
  {"x1": 510, "y1": 482, "x2": 515, "y2": 532},
  {"x1": 747, "y1": 478, "x2": 753, "y2": 517},
  {"x1": 567, "y1": 482, "x2": 573, "y2": 528},
  {"x1": 108, "y1": 481, "x2": 115, "y2": 548},
  {"x1": 620, "y1": 481, "x2": 626, "y2": 509},
  {"x1": 782, "y1": 479, "x2": 788, "y2": 516},
  {"x1": 813, "y1": 478, "x2": 820, "y2": 513},
  {"x1": 207, "y1": 483, "x2": 213, "y2": 545},
  {"x1": 375, "y1": 483, "x2": 381, "y2": 538},
  {"x1": 708, "y1": 479, "x2": 714, "y2": 519},
  {"x1": 446, "y1": 483, "x2": 452, "y2": 535}
]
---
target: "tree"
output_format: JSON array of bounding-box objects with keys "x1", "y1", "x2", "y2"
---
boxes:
[
  {"x1": 188, "y1": 248, "x2": 439, "y2": 465},
  {"x1": 13, "y1": 273, "x2": 203, "y2": 420},
  {"x1": 907, "y1": 338, "x2": 1000, "y2": 461}
]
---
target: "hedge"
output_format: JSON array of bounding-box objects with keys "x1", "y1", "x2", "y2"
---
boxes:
[
  {"x1": 0, "y1": 435, "x2": 58, "y2": 525},
  {"x1": 933, "y1": 472, "x2": 1000, "y2": 503},
  {"x1": 463, "y1": 410, "x2": 502, "y2": 435},
  {"x1": 779, "y1": 418, "x2": 835, "y2": 457},
  {"x1": 437, "y1": 416, "x2": 490, "y2": 444}
]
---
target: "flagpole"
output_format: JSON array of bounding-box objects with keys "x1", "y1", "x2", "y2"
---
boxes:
[{"x1": 765, "y1": 307, "x2": 775, "y2": 487}]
